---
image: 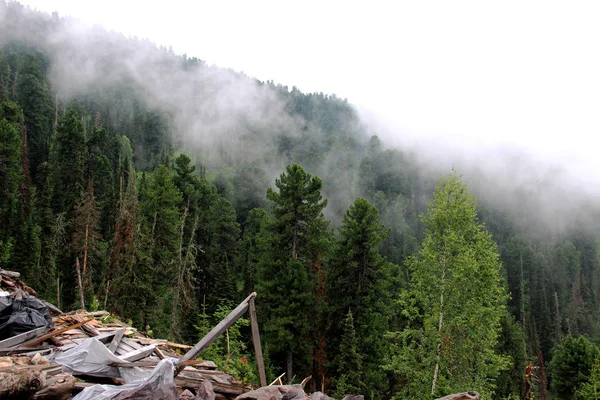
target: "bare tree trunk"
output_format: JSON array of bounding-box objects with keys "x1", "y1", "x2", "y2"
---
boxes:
[
  {"x1": 75, "y1": 258, "x2": 85, "y2": 310},
  {"x1": 104, "y1": 280, "x2": 110, "y2": 310},
  {"x1": 55, "y1": 277, "x2": 60, "y2": 310},
  {"x1": 287, "y1": 352, "x2": 293, "y2": 385},
  {"x1": 170, "y1": 206, "x2": 188, "y2": 339},
  {"x1": 82, "y1": 224, "x2": 89, "y2": 277},
  {"x1": 431, "y1": 291, "x2": 444, "y2": 395},
  {"x1": 431, "y1": 264, "x2": 446, "y2": 395}
]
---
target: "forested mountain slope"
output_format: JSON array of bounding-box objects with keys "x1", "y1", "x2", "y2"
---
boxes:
[{"x1": 1, "y1": 2, "x2": 600, "y2": 398}]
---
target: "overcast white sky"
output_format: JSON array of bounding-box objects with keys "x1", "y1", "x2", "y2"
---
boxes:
[{"x1": 16, "y1": 0, "x2": 600, "y2": 180}]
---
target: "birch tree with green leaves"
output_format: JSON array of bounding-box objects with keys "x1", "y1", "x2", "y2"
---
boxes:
[{"x1": 386, "y1": 171, "x2": 509, "y2": 399}]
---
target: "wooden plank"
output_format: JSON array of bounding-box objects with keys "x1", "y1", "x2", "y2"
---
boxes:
[
  {"x1": 116, "y1": 341, "x2": 135, "y2": 355},
  {"x1": 123, "y1": 338, "x2": 142, "y2": 350},
  {"x1": 176, "y1": 292, "x2": 255, "y2": 375},
  {"x1": 71, "y1": 314, "x2": 99, "y2": 337},
  {"x1": 109, "y1": 359, "x2": 207, "y2": 368},
  {"x1": 174, "y1": 375, "x2": 247, "y2": 396},
  {"x1": 248, "y1": 295, "x2": 267, "y2": 387},
  {"x1": 86, "y1": 310, "x2": 109, "y2": 317},
  {"x1": 0, "y1": 327, "x2": 46, "y2": 349},
  {"x1": 120, "y1": 344, "x2": 156, "y2": 362},
  {"x1": 154, "y1": 346, "x2": 166, "y2": 360},
  {"x1": 107, "y1": 328, "x2": 125, "y2": 354},
  {"x1": 22, "y1": 319, "x2": 92, "y2": 347}
]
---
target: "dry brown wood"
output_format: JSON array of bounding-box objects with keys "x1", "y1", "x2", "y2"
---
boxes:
[
  {"x1": 72, "y1": 314, "x2": 100, "y2": 337},
  {"x1": 23, "y1": 318, "x2": 93, "y2": 347},
  {"x1": 154, "y1": 346, "x2": 166, "y2": 360},
  {"x1": 269, "y1": 372, "x2": 285, "y2": 386}
]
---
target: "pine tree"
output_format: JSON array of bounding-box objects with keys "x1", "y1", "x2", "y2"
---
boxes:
[
  {"x1": 139, "y1": 165, "x2": 183, "y2": 335},
  {"x1": 239, "y1": 208, "x2": 270, "y2": 294},
  {"x1": 549, "y1": 335, "x2": 599, "y2": 399},
  {"x1": 386, "y1": 171, "x2": 509, "y2": 399},
  {"x1": 16, "y1": 54, "x2": 52, "y2": 185},
  {"x1": 332, "y1": 310, "x2": 365, "y2": 399},
  {"x1": 257, "y1": 164, "x2": 329, "y2": 382},
  {"x1": 327, "y1": 197, "x2": 395, "y2": 396}
]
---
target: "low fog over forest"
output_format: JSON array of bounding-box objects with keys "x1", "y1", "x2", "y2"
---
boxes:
[{"x1": 1, "y1": 2, "x2": 600, "y2": 399}]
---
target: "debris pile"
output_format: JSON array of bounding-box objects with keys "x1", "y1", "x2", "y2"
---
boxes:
[
  {"x1": 0, "y1": 268, "x2": 372, "y2": 400},
  {"x1": 0, "y1": 269, "x2": 249, "y2": 399}
]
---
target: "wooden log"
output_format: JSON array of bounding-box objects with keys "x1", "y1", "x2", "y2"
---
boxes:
[
  {"x1": 166, "y1": 341, "x2": 192, "y2": 349},
  {"x1": 269, "y1": 372, "x2": 285, "y2": 386},
  {"x1": 0, "y1": 269, "x2": 20, "y2": 279},
  {"x1": 86, "y1": 310, "x2": 109, "y2": 317},
  {"x1": 72, "y1": 313, "x2": 99, "y2": 337},
  {"x1": 0, "y1": 365, "x2": 47, "y2": 398},
  {"x1": 43, "y1": 301, "x2": 63, "y2": 316},
  {"x1": 0, "y1": 327, "x2": 47, "y2": 349},
  {"x1": 22, "y1": 319, "x2": 93, "y2": 347},
  {"x1": 108, "y1": 328, "x2": 125, "y2": 354},
  {"x1": 124, "y1": 338, "x2": 142, "y2": 350},
  {"x1": 109, "y1": 359, "x2": 210, "y2": 368},
  {"x1": 31, "y1": 372, "x2": 76, "y2": 400},
  {"x1": 154, "y1": 346, "x2": 166, "y2": 360},
  {"x1": 120, "y1": 344, "x2": 157, "y2": 362},
  {"x1": 176, "y1": 292, "x2": 255, "y2": 375},
  {"x1": 248, "y1": 295, "x2": 267, "y2": 387},
  {"x1": 174, "y1": 374, "x2": 247, "y2": 396}
]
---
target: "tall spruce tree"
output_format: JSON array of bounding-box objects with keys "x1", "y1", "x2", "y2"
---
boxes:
[
  {"x1": 386, "y1": 172, "x2": 509, "y2": 399},
  {"x1": 331, "y1": 310, "x2": 365, "y2": 399},
  {"x1": 140, "y1": 165, "x2": 183, "y2": 335},
  {"x1": 257, "y1": 163, "x2": 329, "y2": 383},
  {"x1": 327, "y1": 197, "x2": 394, "y2": 398}
]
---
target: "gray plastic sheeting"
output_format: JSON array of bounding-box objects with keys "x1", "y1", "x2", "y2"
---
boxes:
[
  {"x1": 53, "y1": 337, "x2": 153, "y2": 383},
  {"x1": 72, "y1": 357, "x2": 178, "y2": 400}
]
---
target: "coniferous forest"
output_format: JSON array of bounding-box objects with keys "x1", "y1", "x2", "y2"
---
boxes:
[{"x1": 2, "y1": 2, "x2": 600, "y2": 399}]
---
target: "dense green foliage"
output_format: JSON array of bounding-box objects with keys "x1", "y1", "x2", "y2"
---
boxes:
[
  {"x1": 385, "y1": 173, "x2": 509, "y2": 398},
  {"x1": 2, "y1": 2, "x2": 600, "y2": 399},
  {"x1": 550, "y1": 335, "x2": 600, "y2": 399}
]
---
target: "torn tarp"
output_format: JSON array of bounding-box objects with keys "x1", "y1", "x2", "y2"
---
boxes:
[
  {"x1": 0, "y1": 296, "x2": 53, "y2": 340},
  {"x1": 72, "y1": 357, "x2": 178, "y2": 400},
  {"x1": 52, "y1": 337, "x2": 150, "y2": 383}
]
